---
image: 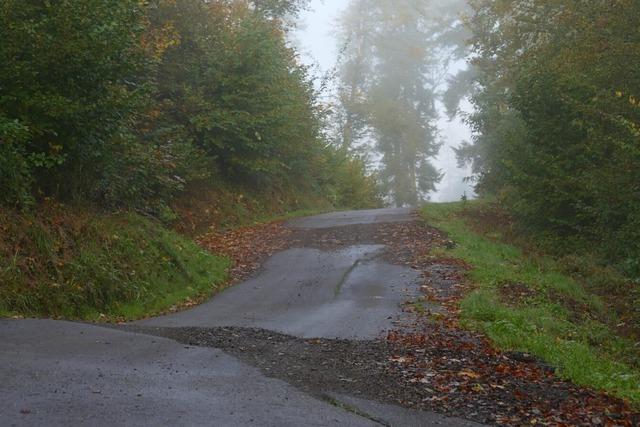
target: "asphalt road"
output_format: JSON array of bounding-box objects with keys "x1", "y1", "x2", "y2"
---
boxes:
[
  {"x1": 0, "y1": 319, "x2": 373, "y2": 427},
  {"x1": 1, "y1": 208, "x2": 481, "y2": 427},
  {"x1": 139, "y1": 244, "x2": 422, "y2": 339},
  {"x1": 285, "y1": 208, "x2": 416, "y2": 229}
]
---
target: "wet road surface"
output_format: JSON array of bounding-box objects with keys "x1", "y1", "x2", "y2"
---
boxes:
[
  {"x1": 0, "y1": 320, "x2": 373, "y2": 427},
  {"x1": 139, "y1": 244, "x2": 422, "y2": 339},
  {"x1": 1, "y1": 208, "x2": 481, "y2": 426},
  {"x1": 286, "y1": 208, "x2": 416, "y2": 229}
]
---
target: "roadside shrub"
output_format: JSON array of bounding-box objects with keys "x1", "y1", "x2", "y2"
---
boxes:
[
  {"x1": 324, "y1": 149, "x2": 381, "y2": 209},
  {"x1": 97, "y1": 135, "x2": 212, "y2": 216},
  {"x1": 0, "y1": 0, "x2": 150, "y2": 202},
  {"x1": 0, "y1": 118, "x2": 33, "y2": 207}
]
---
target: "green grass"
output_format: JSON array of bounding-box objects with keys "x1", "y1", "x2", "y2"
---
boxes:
[
  {"x1": 0, "y1": 207, "x2": 229, "y2": 321},
  {"x1": 422, "y1": 201, "x2": 640, "y2": 403}
]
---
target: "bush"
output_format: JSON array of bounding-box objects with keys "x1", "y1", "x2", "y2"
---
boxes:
[
  {"x1": 0, "y1": 118, "x2": 33, "y2": 207},
  {"x1": 0, "y1": 0, "x2": 150, "y2": 203}
]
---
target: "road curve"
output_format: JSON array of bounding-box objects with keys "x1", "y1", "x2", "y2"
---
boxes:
[
  {"x1": 140, "y1": 208, "x2": 421, "y2": 339},
  {"x1": 0, "y1": 209, "x2": 481, "y2": 427}
]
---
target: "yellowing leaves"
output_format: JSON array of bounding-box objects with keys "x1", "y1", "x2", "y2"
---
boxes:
[
  {"x1": 458, "y1": 369, "x2": 482, "y2": 379},
  {"x1": 141, "y1": 22, "x2": 180, "y2": 60}
]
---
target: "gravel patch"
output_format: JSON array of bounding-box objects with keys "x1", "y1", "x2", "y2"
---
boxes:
[{"x1": 117, "y1": 219, "x2": 639, "y2": 426}]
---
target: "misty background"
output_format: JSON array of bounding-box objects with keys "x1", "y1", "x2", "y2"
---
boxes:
[{"x1": 294, "y1": 0, "x2": 476, "y2": 202}]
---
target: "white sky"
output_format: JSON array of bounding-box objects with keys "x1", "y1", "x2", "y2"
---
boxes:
[{"x1": 294, "y1": 0, "x2": 476, "y2": 202}]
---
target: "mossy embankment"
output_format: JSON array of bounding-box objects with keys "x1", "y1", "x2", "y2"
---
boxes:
[
  {"x1": 422, "y1": 201, "x2": 640, "y2": 404},
  {"x1": 0, "y1": 202, "x2": 229, "y2": 321}
]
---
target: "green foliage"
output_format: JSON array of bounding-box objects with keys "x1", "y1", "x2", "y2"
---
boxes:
[
  {"x1": 251, "y1": 0, "x2": 310, "y2": 21},
  {"x1": 0, "y1": 0, "x2": 150, "y2": 201},
  {"x1": 0, "y1": 0, "x2": 376, "y2": 213},
  {"x1": 0, "y1": 118, "x2": 33, "y2": 207},
  {"x1": 321, "y1": 148, "x2": 381, "y2": 209},
  {"x1": 421, "y1": 201, "x2": 640, "y2": 403},
  {"x1": 98, "y1": 134, "x2": 210, "y2": 215},
  {"x1": 461, "y1": 0, "x2": 640, "y2": 267}
]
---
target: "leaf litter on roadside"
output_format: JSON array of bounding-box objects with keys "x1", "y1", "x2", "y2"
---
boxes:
[
  {"x1": 198, "y1": 221, "x2": 292, "y2": 283},
  {"x1": 194, "y1": 218, "x2": 639, "y2": 426}
]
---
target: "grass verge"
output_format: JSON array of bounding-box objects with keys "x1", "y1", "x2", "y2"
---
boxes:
[
  {"x1": 0, "y1": 203, "x2": 228, "y2": 321},
  {"x1": 422, "y1": 201, "x2": 640, "y2": 404}
]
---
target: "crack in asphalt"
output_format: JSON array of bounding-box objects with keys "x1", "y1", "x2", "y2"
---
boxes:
[
  {"x1": 321, "y1": 394, "x2": 390, "y2": 427},
  {"x1": 334, "y1": 251, "x2": 385, "y2": 298}
]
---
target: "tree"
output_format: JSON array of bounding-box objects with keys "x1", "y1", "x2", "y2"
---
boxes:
[
  {"x1": 336, "y1": 0, "x2": 472, "y2": 206},
  {"x1": 251, "y1": 0, "x2": 309, "y2": 21}
]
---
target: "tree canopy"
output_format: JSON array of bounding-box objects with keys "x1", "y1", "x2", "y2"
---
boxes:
[{"x1": 0, "y1": 0, "x2": 378, "y2": 213}]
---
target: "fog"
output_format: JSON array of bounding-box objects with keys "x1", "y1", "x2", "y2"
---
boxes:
[{"x1": 294, "y1": 0, "x2": 476, "y2": 203}]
